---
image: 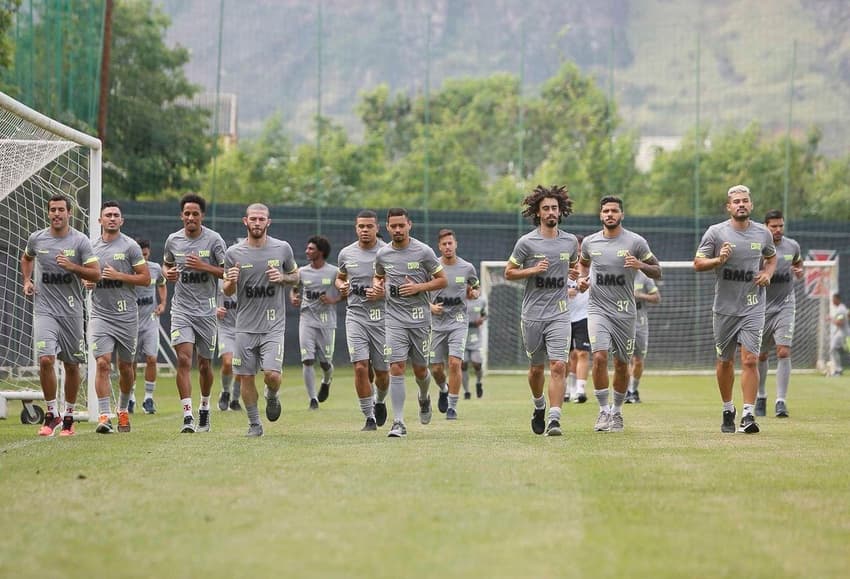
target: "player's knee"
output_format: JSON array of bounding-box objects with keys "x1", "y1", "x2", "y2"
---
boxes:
[
  {"x1": 303, "y1": 359, "x2": 315, "y2": 366},
  {"x1": 95, "y1": 356, "x2": 111, "y2": 373},
  {"x1": 145, "y1": 355, "x2": 157, "y2": 365},
  {"x1": 263, "y1": 370, "x2": 281, "y2": 387},
  {"x1": 550, "y1": 360, "x2": 567, "y2": 377},
  {"x1": 319, "y1": 362, "x2": 331, "y2": 371},
  {"x1": 529, "y1": 365, "x2": 545, "y2": 379},
  {"x1": 197, "y1": 358, "x2": 212, "y2": 372},
  {"x1": 776, "y1": 346, "x2": 791, "y2": 359},
  {"x1": 38, "y1": 356, "x2": 54, "y2": 370}
]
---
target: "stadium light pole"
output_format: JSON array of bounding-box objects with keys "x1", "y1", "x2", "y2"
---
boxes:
[{"x1": 210, "y1": 0, "x2": 225, "y2": 229}]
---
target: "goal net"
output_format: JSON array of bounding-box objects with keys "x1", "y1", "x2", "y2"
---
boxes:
[
  {"x1": 0, "y1": 91, "x2": 101, "y2": 420},
  {"x1": 480, "y1": 259, "x2": 838, "y2": 375}
]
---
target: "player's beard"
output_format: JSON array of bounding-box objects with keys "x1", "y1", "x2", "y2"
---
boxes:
[
  {"x1": 248, "y1": 224, "x2": 268, "y2": 239},
  {"x1": 733, "y1": 210, "x2": 749, "y2": 222},
  {"x1": 603, "y1": 217, "x2": 622, "y2": 230},
  {"x1": 543, "y1": 216, "x2": 558, "y2": 229}
]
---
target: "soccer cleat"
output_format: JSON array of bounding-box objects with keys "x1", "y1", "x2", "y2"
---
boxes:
[
  {"x1": 463, "y1": 392, "x2": 471, "y2": 400},
  {"x1": 739, "y1": 413, "x2": 760, "y2": 434},
  {"x1": 624, "y1": 391, "x2": 635, "y2": 404},
  {"x1": 361, "y1": 417, "x2": 378, "y2": 431},
  {"x1": 218, "y1": 390, "x2": 231, "y2": 411},
  {"x1": 245, "y1": 423, "x2": 264, "y2": 437},
  {"x1": 594, "y1": 410, "x2": 612, "y2": 432},
  {"x1": 721, "y1": 408, "x2": 737, "y2": 433},
  {"x1": 755, "y1": 397, "x2": 767, "y2": 417},
  {"x1": 117, "y1": 411, "x2": 131, "y2": 433},
  {"x1": 574, "y1": 393, "x2": 588, "y2": 404},
  {"x1": 609, "y1": 412, "x2": 624, "y2": 432},
  {"x1": 198, "y1": 409, "x2": 211, "y2": 432},
  {"x1": 317, "y1": 381, "x2": 331, "y2": 403},
  {"x1": 266, "y1": 395, "x2": 282, "y2": 422},
  {"x1": 564, "y1": 393, "x2": 571, "y2": 403},
  {"x1": 631, "y1": 389, "x2": 641, "y2": 404},
  {"x1": 142, "y1": 398, "x2": 156, "y2": 414},
  {"x1": 127, "y1": 399, "x2": 135, "y2": 414},
  {"x1": 59, "y1": 415, "x2": 75, "y2": 437},
  {"x1": 387, "y1": 420, "x2": 407, "y2": 438},
  {"x1": 544, "y1": 419, "x2": 562, "y2": 436},
  {"x1": 95, "y1": 414, "x2": 114, "y2": 434},
  {"x1": 374, "y1": 401, "x2": 387, "y2": 427},
  {"x1": 38, "y1": 412, "x2": 62, "y2": 437},
  {"x1": 438, "y1": 390, "x2": 449, "y2": 413},
  {"x1": 446, "y1": 407, "x2": 458, "y2": 420},
  {"x1": 419, "y1": 396, "x2": 432, "y2": 425},
  {"x1": 775, "y1": 400, "x2": 789, "y2": 418},
  {"x1": 531, "y1": 407, "x2": 546, "y2": 435},
  {"x1": 476, "y1": 382, "x2": 483, "y2": 398},
  {"x1": 309, "y1": 398, "x2": 319, "y2": 410},
  {"x1": 229, "y1": 399, "x2": 243, "y2": 412},
  {"x1": 180, "y1": 415, "x2": 196, "y2": 433}
]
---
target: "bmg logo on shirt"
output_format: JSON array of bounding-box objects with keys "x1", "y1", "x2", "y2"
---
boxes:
[
  {"x1": 62, "y1": 249, "x2": 76, "y2": 257},
  {"x1": 267, "y1": 259, "x2": 281, "y2": 268},
  {"x1": 113, "y1": 253, "x2": 126, "y2": 261},
  {"x1": 407, "y1": 261, "x2": 420, "y2": 270}
]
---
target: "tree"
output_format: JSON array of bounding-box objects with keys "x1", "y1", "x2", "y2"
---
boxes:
[
  {"x1": 0, "y1": 1, "x2": 22, "y2": 75},
  {"x1": 104, "y1": 0, "x2": 211, "y2": 199}
]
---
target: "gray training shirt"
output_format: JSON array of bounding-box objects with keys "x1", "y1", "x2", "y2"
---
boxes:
[
  {"x1": 508, "y1": 228, "x2": 579, "y2": 322},
  {"x1": 224, "y1": 237, "x2": 297, "y2": 334},
  {"x1": 431, "y1": 257, "x2": 479, "y2": 332},
  {"x1": 163, "y1": 225, "x2": 227, "y2": 318},
  {"x1": 90, "y1": 233, "x2": 145, "y2": 321},
  {"x1": 337, "y1": 239, "x2": 387, "y2": 326},
  {"x1": 296, "y1": 262, "x2": 341, "y2": 329},
  {"x1": 136, "y1": 261, "x2": 166, "y2": 324},
  {"x1": 765, "y1": 236, "x2": 802, "y2": 314},
  {"x1": 24, "y1": 227, "x2": 97, "y2": 318},
  {"x1": 581, "y1": 228, "x2": 655, "y2": 318},
  {"x1": 695, "y1": 220, "x2": 776, "y2": 316},
  {"x1": 375, "y1": 237, "x2": 443, "y2": 329}
]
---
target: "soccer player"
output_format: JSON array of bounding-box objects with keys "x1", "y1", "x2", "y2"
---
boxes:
[
  {"x1": 567, "y1": 234, "x2": 590, "y2": 405},
  {"x1": 290, "y1": 236, "x2": 341, "y2": 409},
  {"x1": 577, "y1": 195, "x2": 661, "y2": 433},
  {"x1": 756, "y1": 210, "x2": 803, "y2": 417},
  {"x1": 429, "y1": 229, "x2": 480, "y2": 420},
  {"x1": 462, "y1": 286, "x2": 487, "y2": 400},
  {"x1": 85, "y1": 202, "x2": 150, "y2": 434},
  {"x1": 694, "y1": 185, "x2": 776, "y2": 434},
  {"x1": 223, "y1": 203, "x2": 298, "y2": 437},
  {"x1": 21, "y1": 194, "x2": 101, "y2": 436},
  {"x1": 134, "y1": 239, "x2": 167, "y2": 415},
  {"x1": 505, "y1": 185, "x2": 579, "y2": 437},
  {"x1": 626, "y1": 270, "x2": 661, "y2": 404},
  {"x1": 336, "y1": 210, "x2": 389, "y2": 431},
  {"x1": 163, "y1": 193, "x2": 227, "y2": 433},
  {"x1": 828, "y1": 293, "x2": 848, "y2": 377},
  {"x1": 216, "y1": 282, "x2": 241, "y2": 411},
  {"x1": 373, "y1": 208, "x2": 447, "y2": 438}
]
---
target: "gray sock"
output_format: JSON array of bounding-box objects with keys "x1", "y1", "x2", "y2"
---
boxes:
[
  {"x1": 612, "y1": 390, "x2": 626, "y2": 412},
  {"x1": 322, "y1": 363, "x2": 334, "y2": 384},
  {"x1": 118, "y1": 390, "x2": 132, "y2": 412},
  {"x1": 776, "y1": 357, "x2": 791, "y2": 400},
  {"x1": 359, "y1": 396, "x2": 375, "y2": 419},
  {"x1": 594, "y1": 388, "x2": 610, "y2": 410},
  {"x1": 757, "y1": 359, "x2": 768, "y2": 398},
  {"x1": 144, "y1": 381, "x2": 156, "y2": 396},
  {"x1": 390, "y1": 374, "x2": 406, "y2": 421},
  {"x1": 98, "y1": 396, "x2": 110, "y2": 415},
  {"x1": 375, "y1": 385, "x2": 389, "y2": 403},
  {"x1": 415, "y1": 370, "x2": 431, "y2": 400},
  {"x1": 462, "y1": 369, "x2": 469, "y2": 393},
  {"x1": 303, "y1": 365, "x2": 317, "y2": 400},
  {"x1": 221, "y1": 373, "x2": 233, "y2": 393},
  {"x1": 628, "y1": 377, "x2": 640, "y2": 393},
  {"x1": 448, "y1": 394, "x2": 459, "y2": 410},
  {"x1": 232, "y1": 381, "x2": 241, "y2": 401},
  {"x1": 246, "y1": 404, "x2": 261, "y2": 426}
]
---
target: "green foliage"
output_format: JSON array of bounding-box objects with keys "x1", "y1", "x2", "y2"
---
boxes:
[{"x1": 0, "y1": 1, "x2": 21, "y2": 74}]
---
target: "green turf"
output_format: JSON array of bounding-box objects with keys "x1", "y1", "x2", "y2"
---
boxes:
[{"x1": 1, "y1": 370, "x2": 849, "y2": 578}]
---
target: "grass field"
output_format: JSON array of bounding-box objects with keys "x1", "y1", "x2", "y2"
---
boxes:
[{"x1": 1, "y1": 369, "x2": 849, "y2": 578}]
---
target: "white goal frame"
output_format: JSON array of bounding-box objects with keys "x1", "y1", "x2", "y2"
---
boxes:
[
  {"x1": 0, "y1": 91, "x2": 102, "y2": 421},
  {"x1": 479, "y1": 259, "x2": 838, "y2": 376}
]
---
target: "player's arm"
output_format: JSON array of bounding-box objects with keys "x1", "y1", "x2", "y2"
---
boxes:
[
  {"x1": 421, "y1": 268, "x2": 448, "y2": 293},
  {"x1": 223, "y1": 262, "x2": 239, "y2": 296},
  {"x1": 103, "y1": 261, "x2": 150, "y2": 287},
  {"x1": 694, "y1": 239, "x2": 732, "y2": 272},
  {"x1": 504, "y1": 257, "x2": 547, "y2": 281},
  {"x1": 185, "y1": 255, "x2": 224, "y2": 279},
  {"x1": 755, "y1": 253, "x2": 777, "y2": 287},
  {"x1": 335, "y1": 270, "x2": 350, "y2": 297},
  {"x1": 63, "y1": 257, "x2": 101, "y2": 283},
  {"x1": 791, "y1": 256, "x2": 804, "y2": 280},
  {"x1": 576, "y1": 257, "x2": 591, "y2": 292},
  {"x1": 155, "y1": 283, "x2": 167, "y2": 315},
  {"x1": 637, "y1": 255, "x2": 662, "y2": 280},
  {"x1": 636, "y1": 288, "x2": 661, "y2": 304},
  {"x1": 20, "y1": 252, "x2": 35, "y2": 296}
]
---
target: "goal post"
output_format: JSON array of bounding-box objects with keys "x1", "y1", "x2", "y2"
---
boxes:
[
  {"x1": 0, "y1": 91, "x2": 101, "y2": 421},
  {"x1": 480, "y1": 259, "x2": 838, "y2": 376}
]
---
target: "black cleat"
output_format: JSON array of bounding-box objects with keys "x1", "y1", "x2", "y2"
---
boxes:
[
  {"x1": 437, "y1": 390, "x2": 448, "y2": 413},
  {"x1": 180, "y1": 415, "x2": 196, "y2": 433},
  {"x1": 142, "y1": 398, "x2": 156, "y2": 414},
  {"x1": 775, "y1": 400, "x2": 789, "y2": 418},
  {"x1": 631, "y1": 389, "x2": 641, "y2": 404},
  {"x1": 317, "y1": 382, "x2": 331, "y2": 403},
  {"x1": 229, "y1": 399, "x2": 243, "y2": 412},
  {"x1": 128, "y1": 399, "x2": 135, "y2": 414},
  {"x1": 531, "y1": 407, "x2": 546, "y2": 435},
  {"x1": 362, "y1": 417, "x2": 378, "y2": 431},
  {"x1": 575, "y1": 393, "x2": 587, "y2": 404},
  {"x1": 198, "y1": 409, "x2": 211, "y2": 432},
  {"x1": 476, "y1": 382, "x2": 483, "y2": 398},
  {"x1": 721, "y1": 408, "x2": 736, "y2": 433},
  {"x1": 266, "y1": 395, "x2": 281, "y2": 422},
  {"x1": 564, "y1": 393, "x2": 571, "y2": 403},
  {"x1": 309, "y1": 398, "x2": 319, "y2": 410},
  {"x1": 624, "y1": 391, "x2": 635, "y2": 404},
  {"x1": 755, "y1": 397, "x2": 767, "y2": 417},
  {"x1": 463, "y1": 392, "x2": 471, "y2": 400},
  {"x1": 544, "y1": 419, "x2": 562, "y2": 436},
  {"x1": 739, "y1": 413, "x2": 760, "y2": 434},
  {"x1": 374, "y1": 401, "x2": 387, "y2": 426},
  {"x1": 218, "y1": 390, "x2": 231, "y2": 411}
]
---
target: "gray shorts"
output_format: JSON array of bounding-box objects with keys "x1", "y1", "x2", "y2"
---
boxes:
[
  {"x1": 345, "y1": 319, "x2": 388, "y2": 371},
  {"x1": 464, "y1": 348, "x2": 482, "y2": 365},
  {"x1": 633, "y1": 321, "x2": 649, "y2": 359},
  {"x1": 588, "y1": 312, "x2": 635, "y2": 364},
  {"x1": 521, "y1": 318, "x2": 571, "y2": 365},
  {"x1": 233, "y1": 331, "x2": 284, "y2": 376},
  {"x1": 385, "y1": 325, "x2": 430, "y2": 366},
  {"x1": 713, "y1": 311, "x2": 764, "y2": 361},
  {"x1": 170, "y1": 313, "x2": 217, "y2": 360},
  {"x1": 136, "y1": 316, "x2": 159, "y2": 359},
  {"x1": 430, "y1": 326, "x2": 467, "y2": 365},
  {"x1": 218, "y1": 325, "x2": 236, "y2": 357},
  {"x1": 299, "y1": 324, "x2": 335, "y2": 363},
  {"x1": 760, "y1": 307, "x2": 795, "y2": 352},
  {"x1": 35, "y1": 315, "x2": 85, "y2": 364},
  {"x1": 91, "y1": 316, "x2": 138, "y2": 363}
]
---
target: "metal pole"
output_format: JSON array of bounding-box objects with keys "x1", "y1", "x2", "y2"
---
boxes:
[
  {"x1": 315, "y1": 0, "x2": 323, "y2": 234},
  {"x1": 693, "y1": 18, "x2": 702, "y2": 363},
  {"x1": 423, "y1": 11, "x2": 431, "y2": 239},
  {"x1": 607, "y1": 26, "x2": 615, "y2": 195},
  {"x1": 97, "y1": 0, "x2": 113, "y2": 145},
  {"x1": 783, "y1": 39, "x2": 797, "y2": 225},
  {"x1": 516, "y1": 17, "x2": 525, "y2": 239},
  {"x1": 210, "y1": 0, "x2": 225, "y2": 228}
]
